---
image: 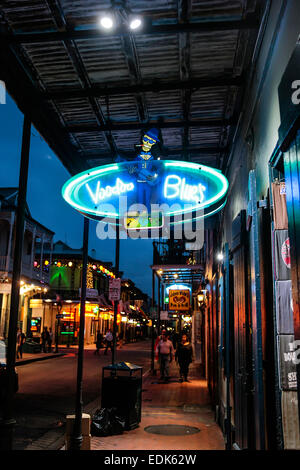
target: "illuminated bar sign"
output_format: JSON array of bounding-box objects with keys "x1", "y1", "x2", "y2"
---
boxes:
[
  {"x1": 62, "y1": 160, "x2": 228, "y2": 223},
  {"x1": 169, "y1": 289, "x2": 190, "y2": 311}
]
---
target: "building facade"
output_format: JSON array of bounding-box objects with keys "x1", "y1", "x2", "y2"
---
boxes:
[
  {"x1": 29, "y1": 241, "x2": 150, "y2": 345},
  {"x1": 30, "y1": 240, "x2": 115, "y2": 345},
  {"x1": 0, "y1": 188, "x2": 54, "y2": 338},
  {"x1": 204, "y1": 1, "x2": 300, "y2": 450}
]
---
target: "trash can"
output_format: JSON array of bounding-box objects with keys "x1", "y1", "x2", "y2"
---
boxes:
[{"x1": 101, "y1": 362, "x2": 143, "y2": 431}]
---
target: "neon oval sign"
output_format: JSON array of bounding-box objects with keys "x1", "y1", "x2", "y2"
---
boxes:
[{"x1": 62, "y1": 160, "x2": 228, "y2": 223}]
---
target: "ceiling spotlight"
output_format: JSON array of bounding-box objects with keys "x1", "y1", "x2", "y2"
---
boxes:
[
  {"x1": 129, "y1": 16, "x2": 142, "y2": 30},
  {"x1": 99, "y1": 13, "x2": 114, "y2": 30}
]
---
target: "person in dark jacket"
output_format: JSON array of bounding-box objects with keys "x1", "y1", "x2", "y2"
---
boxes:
[
  {"x1": 94, "y1": 330, "x2": 103, "y2": 355},
  {"x1": 41, "y1": 327, "x2": 50, "y2": 353},
  {"x1": 175, "y1": 334, "x2": 193, "y2": 382},
  {"x1": 16, "y1": 329, "x2": 26, "y2": 359}
]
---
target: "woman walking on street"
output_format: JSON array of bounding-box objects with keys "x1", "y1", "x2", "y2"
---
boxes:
[{"x1": 175, "y1": 334, "x2": 193, "y2": 382}]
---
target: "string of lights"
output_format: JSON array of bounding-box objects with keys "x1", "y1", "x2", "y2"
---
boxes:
[{"x1": 32, "y1": 260, "x2": 116, "y2": 278}]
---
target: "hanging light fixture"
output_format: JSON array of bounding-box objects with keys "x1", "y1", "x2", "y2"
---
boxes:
[
  {"x1": 99, "y1": 2, "x2": 144, "y2": 32},
  {"x1": 129, "y1": 15, "x2": 142, "y2": 30},
  {"x1": 99, "y1": 10, "x2": 115, "y2": 30}
]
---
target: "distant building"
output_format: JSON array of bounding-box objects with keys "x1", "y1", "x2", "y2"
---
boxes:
[
  {"x1": 30, "y1": 242, "x2": 150, "y2": 345},
  {"x1": 0, "y1": 187, "x2": 150, "y2": 345},
  {"x1": 0, "y1": 188, "x2": 54, "y2": 338},
  {"x1": 30, "y1": 240, "x2": 116, "y2": 345},
  {"x1": 120, "y1": 279, "x2": 150, "y2": 342}
]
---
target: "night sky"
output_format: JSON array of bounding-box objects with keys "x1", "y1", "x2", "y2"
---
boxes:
[{"x1": 0, "y1": 94, "x2": 153, "y2": 296}]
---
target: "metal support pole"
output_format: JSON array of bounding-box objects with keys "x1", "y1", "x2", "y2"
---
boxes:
[
  {"x1": 157, "y1": 277, "x2": 161, "y2": 334},
  {"x1": 179, "y1": 315, "x2": 182, "y2": 335},
  {"x1": 70, "y1": 216, "x2": 89, "y2": 451},
  {"x1": 0, "y1": 116, "x2": 31, "y2": 450},
  {"x1": 112, "y1": 223, "x2": 120, "y2": 365},
  {"x1": 55, "y1": 277, "x2": 62, "y2": 353},
  {"x1": 55, "y1": 310, "x2": 61, "y2": 353},
  {"x1": 224, "y1": 243, "x2": 232, "y2": 450},
  {"x1": 151, "y1": 269, "x2": 156, "y2": 374}
]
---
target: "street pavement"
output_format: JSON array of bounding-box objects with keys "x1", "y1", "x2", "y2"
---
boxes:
[
  {"x1": 89, "y1": 362, "x2": 224, "y2": 451},
  {"x1": 11, "y1": 339, "x2": 151, "y2": 450}
]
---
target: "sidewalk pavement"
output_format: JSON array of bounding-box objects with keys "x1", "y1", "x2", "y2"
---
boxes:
[
  {"x1": 15, "y1": 339, "x2": 147, "y2": 366},
  {"x1": 88, "y1": 362, "x2": 225, "y2": 451},
  {"x1": 15, "y1": 351, "x2": 65, "y2": 366}
]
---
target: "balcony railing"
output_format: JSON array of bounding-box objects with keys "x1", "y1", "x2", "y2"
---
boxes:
[
  {"x1": 153, "y1": 240, "x2": 206, "y2": 266},
  {"x1": 0, "y1": 256, "x2": 50, "y2": 284},
  {"x1": 0, "y1": 255, "x2": 12, "y2": 272}
]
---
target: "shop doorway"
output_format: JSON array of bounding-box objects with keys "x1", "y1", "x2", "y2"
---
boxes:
[{"x1": 231, "y1": 210, "x2": 253, "y2": 449}]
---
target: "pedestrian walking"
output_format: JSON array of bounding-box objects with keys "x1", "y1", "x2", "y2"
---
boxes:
[
  {"x1": 154, "y1": 329, "x2": 166, "y2": 361},
  {"x1": 104, "y1": 330, "x2": 113, "y2": 355},
  {"x1": 16, "y1": 329, "x2": 26, "y2": 359},
  {"x1": 94, "y1": 330, "x2": 103, "y2": 355},
  {"x1": 48, "y1": 327, "x2": 54, "y2": 352},
  {"x1": 118, "y1": 330, "x2": 124, "y2": 349},
  {"x1": 175, "y1": 334, "x2": 193, "y2": 382},
  {"x1": 41, "y1": 327, "x2": 50, "y2": 353},
  {"x1": 155, "y1": 331, "x2": 174, "y2": 382}
]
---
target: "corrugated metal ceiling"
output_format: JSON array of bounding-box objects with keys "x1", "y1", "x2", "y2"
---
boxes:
[{"x1": 0, "y1": 0, "x2": 261, "y2": 174}]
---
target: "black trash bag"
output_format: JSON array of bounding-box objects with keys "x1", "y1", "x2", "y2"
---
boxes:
[{"x1": 91, "y1": 407, "x2": 125, "y2": 437}]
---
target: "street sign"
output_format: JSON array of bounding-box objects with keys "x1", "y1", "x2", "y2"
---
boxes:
[
  {"x1": 109, "y1": 278, "x2": 121, "y2": 301},
  {"x1": 79, "y1": 287, "x2": 99, "y2": 298},
  {"x1": 160, "y1": 311, "x2": 169, "y2": 320}
]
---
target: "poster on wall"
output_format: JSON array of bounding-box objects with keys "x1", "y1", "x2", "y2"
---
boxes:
[
  {"x1": 169, "y1": 289, "x2": 190, "y2": 311},
  {"x1": 275, "y1": 280, "x2": 294, "y2": 335},
  {"x1": 281, "y1": 391, "x2": 300, "y2": 449},
  {"x1": 271, "y1": 182, "x2": 288, "y2": 230},
  {"x1": 277, "y1": 335, "x2": 298, "y2": 390},
  {"x1": 274, "y1": 230, "x2": 291, "y2": 280}
]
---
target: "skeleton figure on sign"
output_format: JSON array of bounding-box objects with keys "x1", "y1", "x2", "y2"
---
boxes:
[{"x1": 116, "y1": 128, "x2": 161, "y2": 211}]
